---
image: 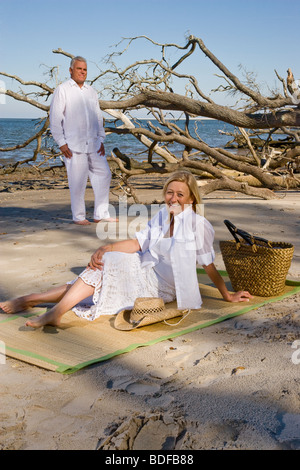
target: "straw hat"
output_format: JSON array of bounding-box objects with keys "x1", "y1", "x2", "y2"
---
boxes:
[{"x1": 114, "y1": 297, "x2": 187, "y2": 331}]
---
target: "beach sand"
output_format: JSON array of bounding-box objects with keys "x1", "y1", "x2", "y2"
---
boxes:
[{"x1": 0, "y1": 171, "x2": 300, "y2": 450}]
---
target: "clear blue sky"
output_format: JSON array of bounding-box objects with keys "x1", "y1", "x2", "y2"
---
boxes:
[{"x1": 0, "y1": 0, "x2": 299, "y2": 117}]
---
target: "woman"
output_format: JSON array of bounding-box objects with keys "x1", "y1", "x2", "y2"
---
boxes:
[{"x1": 0, "y1": 171, "x2": 252, "y2": 328}]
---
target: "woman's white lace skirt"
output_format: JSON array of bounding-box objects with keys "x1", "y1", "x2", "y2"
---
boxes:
[{"x1": 68, "y1": 252, "x2": 176, "y2": 321}]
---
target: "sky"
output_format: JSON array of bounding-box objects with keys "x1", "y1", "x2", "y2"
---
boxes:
[{"x1": 0, "y1": 0, "x2": 299, "y2": 118}]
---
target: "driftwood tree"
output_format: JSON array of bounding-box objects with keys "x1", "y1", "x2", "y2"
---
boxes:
[{"x1": 1, "y1": 35, "x2": 300, "y2": 200}]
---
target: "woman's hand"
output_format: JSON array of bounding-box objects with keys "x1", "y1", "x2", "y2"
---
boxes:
[
  {"x1": 202, "y1": 263, "x2": 253, "y2": 303},
  {"x1": 87, "y1": 239, "x2": 140, "y2": 271},
  {"x1": 226, "y1": 290, "x2": 253, "y2": 302},
  {"x1": 88, "y1": 247, "x2": 106, "y2": 270}
]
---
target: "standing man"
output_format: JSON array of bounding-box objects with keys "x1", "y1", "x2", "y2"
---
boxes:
[{"x1": 50, "y1": 56, "x2": 115, "y2": 225}]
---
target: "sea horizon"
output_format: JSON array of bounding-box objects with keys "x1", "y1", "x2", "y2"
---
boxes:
[{"x1": 0, "y1": 117, "x2": 235, "y2": 166}]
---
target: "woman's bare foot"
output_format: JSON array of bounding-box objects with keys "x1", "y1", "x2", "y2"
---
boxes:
[
  {"x1": 0, "y1": 296, "x2": 36, "y2": 314},
  {"x1": 25, "y1": 309, "x2": 61, "y2": 329}
]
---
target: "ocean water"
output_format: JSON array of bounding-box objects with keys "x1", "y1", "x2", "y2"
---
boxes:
[{"x1": 0, "y1": 118, "x2": 236, "y2": 166}]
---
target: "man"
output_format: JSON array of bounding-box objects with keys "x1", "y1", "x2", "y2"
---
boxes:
[{"x1": 50, "y1": 56, "x2": 115, "y2": 225}]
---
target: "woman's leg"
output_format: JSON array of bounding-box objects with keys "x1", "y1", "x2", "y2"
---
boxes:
[
  {"x1": 25, "y1": 278, "x2": 95, "y2": 329},
  {"x1": 0, "y1": 284, "x2": 71, "y2": 315}
]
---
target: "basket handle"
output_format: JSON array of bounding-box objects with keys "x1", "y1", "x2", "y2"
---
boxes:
[
  {"x1": 224, "y1": 220, "x2": 242, "y2": 244},
  {"x1": 223, "y1": 220, "x2": 271, "y2": 247}
]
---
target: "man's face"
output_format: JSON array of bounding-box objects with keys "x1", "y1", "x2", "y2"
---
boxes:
[{"x1": 70, "y1": 60, "x2": 87, "y2": 87}]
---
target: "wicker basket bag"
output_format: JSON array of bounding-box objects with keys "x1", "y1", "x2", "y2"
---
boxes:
[{"x1": 219, "y1": 220, "x2": 294, "y2": 297}]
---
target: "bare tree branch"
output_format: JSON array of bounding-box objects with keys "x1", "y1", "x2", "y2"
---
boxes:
[
  {"x1": 0, "y1": 118, "x2": 49, "y2": 152},
  {"x1": 1, "y1": 35, "x2": 300, "y2": 200}
]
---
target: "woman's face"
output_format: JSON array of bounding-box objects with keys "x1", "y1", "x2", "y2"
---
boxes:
[{"x1": 164, "y1": 181, "x2": 194, "y2": 216}]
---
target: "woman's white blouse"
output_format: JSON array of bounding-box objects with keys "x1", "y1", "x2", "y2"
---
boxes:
[
  {"x1": 152, "y1": 237, "x2": 175, "y2": 288},
  {"x1": 135, "y1": 206, "x2": 215, "y2": 309}
]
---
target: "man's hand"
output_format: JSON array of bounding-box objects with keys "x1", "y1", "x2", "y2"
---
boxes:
[
  {"x1": 60, "y1": 144, "x2": 73, "y2": 159},
  {"x1": 97, "y1": 142, "x2": 105, "y2": 156}
]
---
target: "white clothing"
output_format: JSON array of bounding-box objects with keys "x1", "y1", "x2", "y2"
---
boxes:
[
  {"x1": 50, "y1": 79, "x2": 106, "y2": 153},
  {"x1": 70, "y1": 252, "x2": 176, "y2": 320},
  {"x1": 152, "y1": 237, "x2": 174, "y2": 288},
  {"x1": 64, "y1": 151, "x2": 111, "y2": 221},
  {"x1": 70, "y1": 206, "x2": 215, "y2": 320},
  {"x1": 50, "y1": 78, "x2": 111, "y2": 221},
  {"x1": 136, "y1": 206, "x2": 215, "y2": 309}
]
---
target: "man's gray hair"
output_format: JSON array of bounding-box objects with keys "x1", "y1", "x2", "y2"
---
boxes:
[{"x1": 70, "y1": 56, "x2": 87, "y2": 69}]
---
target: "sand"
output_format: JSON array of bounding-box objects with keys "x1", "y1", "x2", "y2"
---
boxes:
[{"x1": 0, "y1": 173, "x2": 300, "y2": 450}]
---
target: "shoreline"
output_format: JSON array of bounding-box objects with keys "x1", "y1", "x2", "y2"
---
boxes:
[{"x1": 0, "y1": 178, "x2": 300, "y2": 450}]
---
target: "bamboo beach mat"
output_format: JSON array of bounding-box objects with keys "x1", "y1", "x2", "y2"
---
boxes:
[{"x1": 1, "y1": 271, "x2": 300, "y2": 374}]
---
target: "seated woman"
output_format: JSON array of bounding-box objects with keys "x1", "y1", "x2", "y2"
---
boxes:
[{"x1": 0, "y1": 171, "x2": 252, "y2": 328}]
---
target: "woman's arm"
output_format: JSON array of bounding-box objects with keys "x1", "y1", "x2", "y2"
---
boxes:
[
  {"x1": 203, "y1": 263, "x2": 253, "y2": 302},
  {"x1": 88, "y1": 238, "x2": 141, "y2": 270}
]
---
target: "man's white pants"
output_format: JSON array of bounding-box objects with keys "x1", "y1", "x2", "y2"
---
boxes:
[{"x1": 64, "y1": 151, "x2": 111, "y2": 222}]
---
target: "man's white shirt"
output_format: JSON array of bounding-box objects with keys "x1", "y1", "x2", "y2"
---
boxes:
[{"x1": 50, "y1": 79, "x2": 106, "y2": 154}]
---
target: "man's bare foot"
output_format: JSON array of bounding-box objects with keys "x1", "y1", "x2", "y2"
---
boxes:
[
  {"x1": 74, "y1": 219, "x2": 91, "y2": 225},
  {"x1": 25, "y1": 310, "x2": 61, "y2": 329},
  {"x1": 93, "y1": 217, "x2": 118, "y2": 223},
  {"x1": 0, "y1": 296, "x2": 34, "y2": 314}
]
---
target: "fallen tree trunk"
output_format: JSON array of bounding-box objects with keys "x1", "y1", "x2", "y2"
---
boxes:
[
  {"x1": 179, "y1": 160, "x2": 280, "y2": 200},
  {"x1": 109, "y1": 148, "x2": 284, "y2": 201},
  {"x1": 108, "y1": 127, "x2": 282, "y2": 189}
]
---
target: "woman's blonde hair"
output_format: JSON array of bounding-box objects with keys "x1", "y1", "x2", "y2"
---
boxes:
[{"x1": 163, "y1": 170, "x2": 202, "y2": 213}]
